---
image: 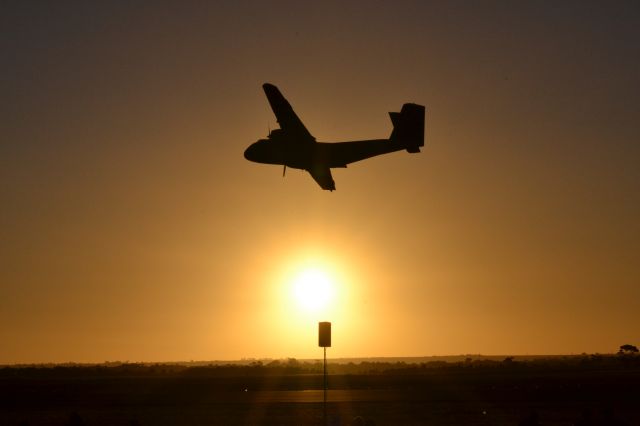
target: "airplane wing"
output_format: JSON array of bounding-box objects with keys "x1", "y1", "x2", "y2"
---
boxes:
[
  {"x1": 263, "y1": 83, "x2": 314, "y2": 140},
  {"x1": 307, "y1": 165, "x2": 335, "y2": 191}
]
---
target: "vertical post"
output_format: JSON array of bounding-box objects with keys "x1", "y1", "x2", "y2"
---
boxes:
[
  {"x1": 323, "y1": 346, "x2": 327, "y2": 423},
  {"x1": 318, "y1": 321, "x2": 331, "y2": 426}
]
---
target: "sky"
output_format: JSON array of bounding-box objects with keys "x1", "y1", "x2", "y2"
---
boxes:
[{"x1": 1, "y1": 1, "x2": 639, "y2": 364}]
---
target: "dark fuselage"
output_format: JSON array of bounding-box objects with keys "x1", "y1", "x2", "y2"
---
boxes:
[{"x1": 244, "y1": 136, "x2": 407, "y2": 171}]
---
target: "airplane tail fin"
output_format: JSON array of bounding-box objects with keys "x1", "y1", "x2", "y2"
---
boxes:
[{"x1": 389, "y1": 103, "x2": 425, "y2": 153}]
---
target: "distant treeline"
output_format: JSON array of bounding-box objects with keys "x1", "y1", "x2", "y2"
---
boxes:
[{"x1": 2, "y1": 353, "x2": 639, "y2": 378}]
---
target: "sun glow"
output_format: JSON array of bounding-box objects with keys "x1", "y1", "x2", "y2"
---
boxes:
[
  {"x1": 292, "y1": 268, "x2": 334, "y2": 312},
  {"x1": 276, "y1": 253, "x2": 348, "y2": 322},
  {"x1": 263, "y1": 249, "x2": 370, "y2": 357}
]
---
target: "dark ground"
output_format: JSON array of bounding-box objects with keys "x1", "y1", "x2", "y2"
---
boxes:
[{"x1": 2, "y1": 361, "x2": 639, "y2": 425}]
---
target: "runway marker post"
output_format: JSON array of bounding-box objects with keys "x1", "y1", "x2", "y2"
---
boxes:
[{"x1": 318, "y1": 321, "x2": 331, "y2": 425}]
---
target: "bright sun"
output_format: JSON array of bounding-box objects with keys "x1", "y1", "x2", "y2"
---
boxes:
[{"x1": 291, "y1": 268, "x2": 335, "y2": 312}]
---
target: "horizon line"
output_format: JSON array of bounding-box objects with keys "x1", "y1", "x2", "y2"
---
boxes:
[{"x1": 0, "y1": 352, "x2": 619, "y2": 367}]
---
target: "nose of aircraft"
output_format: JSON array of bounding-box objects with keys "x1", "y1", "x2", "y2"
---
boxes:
[{"x1": 244, "y1": 142, "x2": 258, "y2": 161}]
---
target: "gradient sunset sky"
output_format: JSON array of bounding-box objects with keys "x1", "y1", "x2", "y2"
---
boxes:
[{"x1": 2, "y1": 1, "x2": 639, "y2": 363}]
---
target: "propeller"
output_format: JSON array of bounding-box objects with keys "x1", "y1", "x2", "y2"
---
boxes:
[{"x1": 282, "y1": 165, "x2": 286, "y2": 177}]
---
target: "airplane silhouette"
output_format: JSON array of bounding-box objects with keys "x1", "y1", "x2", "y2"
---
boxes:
[{"x1": 244, "y1": 83, "x2": 426, "y2": 190}]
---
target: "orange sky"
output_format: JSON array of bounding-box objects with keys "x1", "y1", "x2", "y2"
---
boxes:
[{"x1": 1, "y1": 2, "x2": 639, "y2": 363}]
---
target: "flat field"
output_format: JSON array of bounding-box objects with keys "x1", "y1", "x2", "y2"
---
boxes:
[{"x1": 2, "y1": 360, "x2": 639, "y2": 425}]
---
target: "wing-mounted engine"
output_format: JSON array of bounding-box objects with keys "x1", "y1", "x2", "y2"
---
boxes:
[{"x1": 268, "y1": 128, "x2": 284, "y2": 140}]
